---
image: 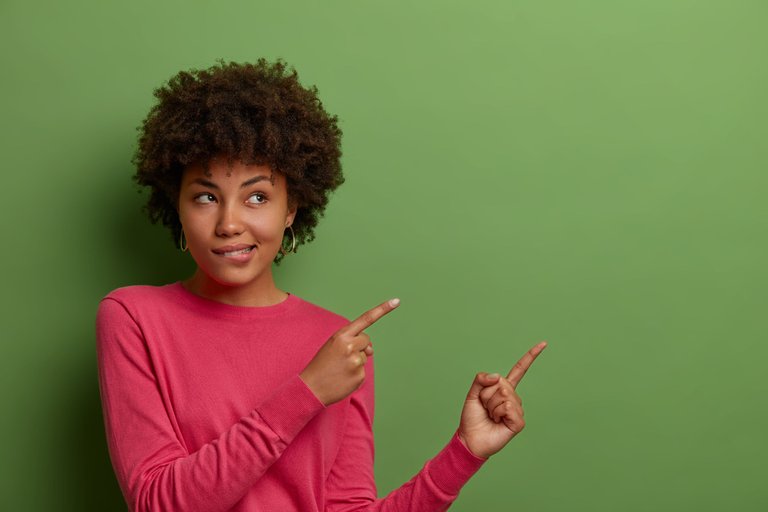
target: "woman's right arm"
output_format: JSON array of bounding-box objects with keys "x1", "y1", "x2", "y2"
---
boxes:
[{"x1": 95, "y1": 297, "x2": 326, "y2": 512}]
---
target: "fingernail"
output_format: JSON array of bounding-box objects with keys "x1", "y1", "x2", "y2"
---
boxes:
[
  {"x1": 389, "y1": 298, "x2": 400, "y2": 307},
  {"x1": 488, "y1": 373, "x2": 500, "y2": 379}
]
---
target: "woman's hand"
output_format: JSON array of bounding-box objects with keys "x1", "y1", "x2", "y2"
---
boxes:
[
  {"x1": 300, "y1": 298, "x2": 400, "y2": 406},
  {"x1": 458, "y1": 341, "x2": 547, "y2": 459}
]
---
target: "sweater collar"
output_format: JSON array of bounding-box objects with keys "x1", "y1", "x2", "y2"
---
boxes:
[{"x1": 169, "y1": 281, "x2": 301, "y2": 320}]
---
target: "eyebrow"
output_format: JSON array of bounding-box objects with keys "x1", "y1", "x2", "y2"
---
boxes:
[{"x1": 192, "y1": 175, "x2": 272, "y2": 189}]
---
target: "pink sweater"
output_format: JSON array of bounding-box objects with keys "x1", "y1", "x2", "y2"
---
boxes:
[{"x1": 95, "y1": 282, "x2": 486, "y2": 512}]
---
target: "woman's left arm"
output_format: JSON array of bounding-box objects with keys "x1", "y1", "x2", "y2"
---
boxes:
[
  {"x1": 323, "y1": 355, "x2": 486, "y2": 512},
  {"x1": 323, "y1": 341, "x2": 547, "y2": 512}
]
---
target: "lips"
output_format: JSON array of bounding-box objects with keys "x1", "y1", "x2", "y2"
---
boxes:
[{"x1": 212, "y1": 243, "x2": 256, "y2": 255}]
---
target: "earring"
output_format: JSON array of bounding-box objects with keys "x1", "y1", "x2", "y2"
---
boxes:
[
  {"x1": 179, "y1": 229, "x2": 188, "y2": 252},
  {"x1": 280, "y1": 225, "x2": 296, "y2": 256}
]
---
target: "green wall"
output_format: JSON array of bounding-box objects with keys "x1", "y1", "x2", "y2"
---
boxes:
[{"x1": 1, "y1": 1, "x2": 766, "y2": 510}]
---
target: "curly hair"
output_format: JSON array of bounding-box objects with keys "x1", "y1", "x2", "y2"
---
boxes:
[{"x1": 132, "y1": 58, "x2": 344, "y2": 264}]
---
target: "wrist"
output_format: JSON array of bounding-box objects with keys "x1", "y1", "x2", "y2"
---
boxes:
[
  {"x1": 457, "y1": 429, "x2": 492, "y2": 459},
  {"x1": 299, "y1": 371, "x2": 328, "y2": 406}
]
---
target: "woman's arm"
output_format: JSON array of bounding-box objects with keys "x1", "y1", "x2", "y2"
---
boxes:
[
  {"x1": 324, "y1": 340, "x2": 548, "y2": 511},
  {"x1": 324, "y1": 355, "x2": 487, "y2": 512},
  {"x1": 96, "y1": 297, "x2": 325, "y2": 512}
]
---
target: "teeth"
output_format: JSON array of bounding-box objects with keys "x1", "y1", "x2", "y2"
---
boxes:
[{"x1": 223, "y1": 246, "x2": 253, "y2": 256}]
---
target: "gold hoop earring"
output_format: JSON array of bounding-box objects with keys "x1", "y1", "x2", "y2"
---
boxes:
[
  {"x1": 280, "y1": 225, "x2": 296, "y2": 256},
  {"x1": 179, "y1": 229, "x2": 188, "y2": 252}
]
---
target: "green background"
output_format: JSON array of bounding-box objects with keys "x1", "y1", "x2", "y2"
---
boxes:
[{"x1": 1, "y1": 0, "x2": 766, "y2": 510}]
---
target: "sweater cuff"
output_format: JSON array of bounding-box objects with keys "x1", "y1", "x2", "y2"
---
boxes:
[
  {"x1": 254, "y1": 374, "x2": 326, "y2": 443},
  {"x1": 426, "y1": 429, "x2": 488, "y2": 496}
]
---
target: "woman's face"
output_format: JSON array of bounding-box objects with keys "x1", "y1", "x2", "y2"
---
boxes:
[{"x1": 177, "y1": 156, "x2": 296, "y2": 293}]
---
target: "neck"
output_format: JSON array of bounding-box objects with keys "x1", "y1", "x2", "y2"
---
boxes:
[{"x1": 182, "y1": 269, "x2": 288, "y2": 307}]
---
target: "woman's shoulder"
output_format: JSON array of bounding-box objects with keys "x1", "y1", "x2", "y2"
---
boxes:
[
  {"x1": 99, "y1": 282, "x2": 180, "y2": 310},
  {"x1": 95, "y1": 283, "x2": 182, "y2": 335}
]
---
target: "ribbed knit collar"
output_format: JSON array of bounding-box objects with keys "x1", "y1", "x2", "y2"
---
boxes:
[{"x1": 167, "y1": 281, "x2": 302, "y2": 320}]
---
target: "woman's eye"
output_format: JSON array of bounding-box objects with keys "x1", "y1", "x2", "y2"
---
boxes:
[
  {"x1": 194, "y1": 193, "x2": 216, "y2": 204},
  {"x1": 247, "y1": 193, "x2": 267, "y2": 204}
]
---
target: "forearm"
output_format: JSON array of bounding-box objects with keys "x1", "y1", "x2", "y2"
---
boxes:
[{"x1": 327, "y1": 430, "x2": 486, "y2": 512}]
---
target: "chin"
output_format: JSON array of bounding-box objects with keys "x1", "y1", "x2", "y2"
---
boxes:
[{"x1": 191, "y1": 251, "x2": 279, "y2": 289}]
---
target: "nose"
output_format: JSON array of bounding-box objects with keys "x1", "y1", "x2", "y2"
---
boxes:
[{"x1": 215, "y1": 203, "x2": 245, "y2": 237}]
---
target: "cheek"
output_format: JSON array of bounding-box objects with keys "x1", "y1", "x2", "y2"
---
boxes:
[
  {"x1": 178, "y1": 211, "x2": 206, "y2": 239},
  {"x1": 253, "y1": 216, "x2": 288, "y2": 242}
]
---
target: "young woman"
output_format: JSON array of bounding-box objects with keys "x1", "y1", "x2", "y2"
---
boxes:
[{"x1": 96, "y1": 58, "x2": 547, "y2": 512}]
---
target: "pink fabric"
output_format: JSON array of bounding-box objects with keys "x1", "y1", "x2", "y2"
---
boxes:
[{"x1": 96, "y1": 282, "x2": 486, "y2": 512}]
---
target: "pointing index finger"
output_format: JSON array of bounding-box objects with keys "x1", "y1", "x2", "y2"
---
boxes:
[
  {"x1": 345, "y1": 298, "x2": 400, "y2": 336},
  {"x1": 506, "y1": 341, "x2": 547, "y2": 388}
]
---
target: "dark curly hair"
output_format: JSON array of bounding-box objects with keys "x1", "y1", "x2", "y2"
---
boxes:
[{"x1": 132, "y1": 58, "x2": 344, "y2": 264}]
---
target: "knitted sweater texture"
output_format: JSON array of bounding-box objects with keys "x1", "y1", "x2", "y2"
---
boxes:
[{"x1": 95, "y1": 282, "x2": 486, "y2": 512}]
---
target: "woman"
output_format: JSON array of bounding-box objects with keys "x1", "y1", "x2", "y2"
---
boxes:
[{"x1": 96, "y1": 58, "x2": 547, "y2": 512}]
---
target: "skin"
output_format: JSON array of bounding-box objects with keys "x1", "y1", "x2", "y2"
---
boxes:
[
  {"x1": 458, "y1": 340, "x2": 547, "y2": 458},
  {"x1": 177, "y1": 156, "x2": 298, "y2": 306},
  {"x1": 178, "y1": 156, "x2": 547, "y2": 460}
]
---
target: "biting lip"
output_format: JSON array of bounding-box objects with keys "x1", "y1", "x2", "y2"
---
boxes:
[{"x1": 212, "y1": 243, "x2": 256, "y2": 254}]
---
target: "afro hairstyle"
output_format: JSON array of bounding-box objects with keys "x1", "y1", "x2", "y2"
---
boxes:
[{"x1": 132, "y1": 58, "x2": 344, "y2": 264}]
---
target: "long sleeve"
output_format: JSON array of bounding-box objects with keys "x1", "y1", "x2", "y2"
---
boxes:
[
  {"x1": 96, "y1": 297, "x2": 325, "y2": 512},
  {"x1": 324, "y1": 355, "x2": 487, "y2": 512}
]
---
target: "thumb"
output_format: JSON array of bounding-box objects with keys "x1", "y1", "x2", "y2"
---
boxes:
[{"x1": 465, "y1": 372, "x2": 501, "y2": 401}]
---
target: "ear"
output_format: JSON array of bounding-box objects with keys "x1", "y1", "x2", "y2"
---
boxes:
[{"x1": 285, "y1": 202, "x2": 298, "y2": 228}]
